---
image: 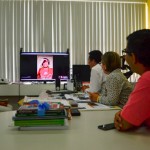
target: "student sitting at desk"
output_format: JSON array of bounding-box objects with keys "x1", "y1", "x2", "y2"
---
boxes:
[
  {"x1": 89, "y1": 51, "x2": 133, "y2": 108},
  {"x1": 82, "y1": 50, "x2": 106, "y2": 93},
  {"x1": 114, "y1": 29, "x2": 150, "y2": 131}
]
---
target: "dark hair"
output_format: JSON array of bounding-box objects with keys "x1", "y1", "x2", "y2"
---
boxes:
[
  {"x1": 42, "y1": 58, "x2": 50, "y2": 66},
  {"x1": 102, "y1": 51, "x2": 121, "y2": 73},
  {"x1": 88, "y1": 50, "x2": 103, "y2": 63},
  {"x1": 127, "y1": 29, "x2": 150, "y2": 67}
]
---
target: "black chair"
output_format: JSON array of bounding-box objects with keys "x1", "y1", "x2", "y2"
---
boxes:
[{"x1": 120, "y1": 56, "x2": 133, "y2": 79}]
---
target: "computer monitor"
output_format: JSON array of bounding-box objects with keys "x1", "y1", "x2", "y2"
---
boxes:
[
  {"x1": 72, "y1": 65, "x2": 91, "y2": 82},
  {"x1": 20, "y1": 52, "x2": 70, "y2": 82}
]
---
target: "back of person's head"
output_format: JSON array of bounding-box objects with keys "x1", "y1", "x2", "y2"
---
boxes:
[
  {"x1": 102, "y1": 51, "x2": 121, "y2": 73},
  {"x1": 88, "y1": 50, "x2": 103, "y2": 63},
  {"x1": 127, "y1": 29, "x2": 150, "y2": 68}
]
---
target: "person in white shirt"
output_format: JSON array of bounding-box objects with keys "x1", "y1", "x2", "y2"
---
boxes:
[{"x1": 82, "y1": 50, "x2": 106, "y2": 93}]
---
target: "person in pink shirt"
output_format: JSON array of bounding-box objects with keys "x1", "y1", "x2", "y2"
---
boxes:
[
  {"x1": 114, "y1": 29, "x2": 150, "y2": 131},
  {"x1": 37, "y1": 58, "x2": 53, "y2": 79}
]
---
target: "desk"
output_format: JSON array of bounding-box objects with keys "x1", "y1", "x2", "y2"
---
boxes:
[{"x1": 0, "y1": 110, "x2": 150, "y2": 150}]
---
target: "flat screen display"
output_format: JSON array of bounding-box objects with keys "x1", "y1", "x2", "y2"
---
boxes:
[
  {"x1": 72, "y1": 65, "x2": 91, "y2": 82},
  {"x1": 20, "y1": 52, "x2": 70, "y2": 82}
]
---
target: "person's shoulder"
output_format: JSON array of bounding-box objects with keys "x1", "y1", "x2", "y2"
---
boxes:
[
  {"x1": 92, "y1": 64, "x2": 102, "y2": 71},
  {"x1": 108, "y1": 69, "x2": 125, "y2": 81},
  {"x1": 137, "y1": 71, "x2": 150, "y2": 86},
  {"x1": 109, "y1": 69, "x2": 121, "y2": 76},
  {"x1": 38, "y1": 67, "x2": 43, "y2": 71},
  {"x1": 141, "y1": 71, "x2": 150, "y2": 79},
  {"x1": 48, "y1": 67, "x2": 53, "y2": 71}
]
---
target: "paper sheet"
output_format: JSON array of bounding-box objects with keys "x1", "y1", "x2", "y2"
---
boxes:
[{"x1": 78, "y1": 103, "x2": 121, "y2": 111}]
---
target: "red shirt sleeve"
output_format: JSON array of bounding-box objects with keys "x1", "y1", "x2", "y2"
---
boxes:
[{"x1": 121, "y1": 72, "x2": 150, "y2": 127}]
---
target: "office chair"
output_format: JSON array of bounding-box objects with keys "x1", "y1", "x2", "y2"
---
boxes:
[{"x1": 120, "y1": 55, "x2": 133, "y2": 79}]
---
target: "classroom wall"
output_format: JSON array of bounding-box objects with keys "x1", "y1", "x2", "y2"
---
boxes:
[{"x1": 0, "y1": 0, "x2": 147, "y2": 83}]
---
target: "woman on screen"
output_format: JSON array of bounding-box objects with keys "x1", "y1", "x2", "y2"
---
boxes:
[{"x1": 37, "y1": 58, "x2": 53, "y2": 79}]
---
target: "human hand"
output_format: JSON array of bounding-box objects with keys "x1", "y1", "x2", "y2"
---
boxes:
[
  {"x1": 81, "y1": 85, "x2": 89, "y2": 92},
  {"x1": 88, "y1": 92, "x2": 99, "y2": 102},
  {"x1": 114, "y1": 111, "x2": 122, "y2": 130},
  {"x1": 114, "y1": 110, "x2": 134, "y2": 131}
]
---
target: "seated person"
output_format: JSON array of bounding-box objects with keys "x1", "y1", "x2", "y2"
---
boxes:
[
  {"x1": 89, "y1": 51, "x2": 133, "y2": 108},
  {"x1": 37, "y1": 58, "x2": 53, "y2": 79},
  {"x1": 114, "y1": 29, "x2": 150, "y2": 131},
  {"x1": 82, "y1": 50, "x2": 106, "y2": 93}
]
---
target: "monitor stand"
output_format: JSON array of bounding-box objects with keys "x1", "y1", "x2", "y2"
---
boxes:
[{"x1": 55, "y1": 78, "x2": 60, "y2": 91}]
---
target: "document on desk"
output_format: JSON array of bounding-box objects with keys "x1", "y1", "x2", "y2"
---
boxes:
[
  {"x1": 64, "y1": 94, "x2": 80, "y2": 101},
  {"x1": 78, "y1": 102, "x2": 121, "y2": 111},
  {"x1": 64, "y1": 94, "x2": 91, "y2": 103}
]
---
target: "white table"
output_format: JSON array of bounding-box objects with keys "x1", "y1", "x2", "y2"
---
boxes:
[{"x1": 0, "y1": 110, "x2": 150, "y2": 150}]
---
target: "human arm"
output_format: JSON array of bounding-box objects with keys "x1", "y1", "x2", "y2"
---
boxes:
[
  {"x1": 114, "y1": 111, "x2": 135, "y2": 131},
  {"x1": 46, "y1": 68, "x2": 53, "y2": 78},
  {"x1": 37, "y1": 68, "x2": 41, "y2": 79}
]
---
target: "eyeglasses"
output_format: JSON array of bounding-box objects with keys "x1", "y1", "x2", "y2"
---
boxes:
[{"x1": 122, "y1": 49, "x2": 132, "y2": 55}]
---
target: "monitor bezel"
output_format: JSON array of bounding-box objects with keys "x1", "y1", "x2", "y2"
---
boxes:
[{"x1": 20, "y1": 51, "x2": 70, "y2": 83}]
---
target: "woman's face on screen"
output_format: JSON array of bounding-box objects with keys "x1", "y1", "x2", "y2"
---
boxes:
[{"x1": 43, "y1": 61, "x2": 49, "y2": 67}]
